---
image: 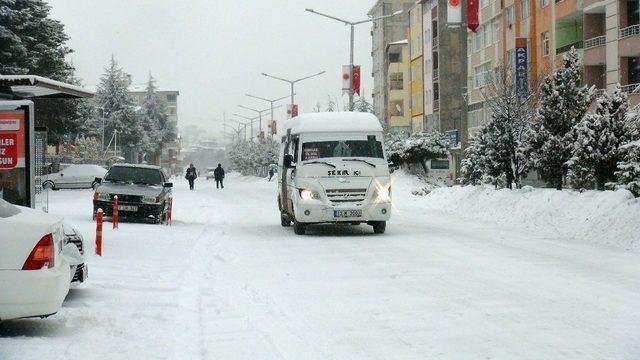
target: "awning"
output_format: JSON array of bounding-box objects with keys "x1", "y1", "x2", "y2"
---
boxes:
[{"x1": 0, "y1": 75, "x2": 94, "y2": 99}]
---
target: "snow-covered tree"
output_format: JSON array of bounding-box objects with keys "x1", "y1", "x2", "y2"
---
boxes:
[
  {"x1": 477, "y1": 67, "x2": 536, "y2": 189},
  {"x1": 569, "y1": 85, "x2": 636, "y2": 189},
  {"x1": 74, "y1": 137, "x2": 102, "y2": 160},
  {"x1": 228, "y1": 139, "x2": 279, "y2": 176},
  {"x1": 325, "y1": 96, "x2": 337, "y2": 112},
  {"x1": 354, "y1": 96, "x2": 374, "y2": 113},
  {"x1": 383, "y1": 131, "x2": 407, "y2": 166},
  {"x1": 461, "y1": 129, "x2": 489, "y2": 185},
  {"x1": 95, "y1": 57, "x2": 143, "y2": 162},
  {"x1": 138, "y1": 74, "x2": 176, "y2": 160},
  {"x1": 616, "y1": 140, "x2": 640, "y2": 197},
  {"x1": 528, "y1": 48, "x2": 594, "y2": 190},
  {"x1": 402, "y1": 132, "x2": 451, "y2": 173}
]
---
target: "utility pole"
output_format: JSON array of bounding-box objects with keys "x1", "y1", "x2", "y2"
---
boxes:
[{"x1": 305, "y1": 8, "x2": 404, "y2": 111}]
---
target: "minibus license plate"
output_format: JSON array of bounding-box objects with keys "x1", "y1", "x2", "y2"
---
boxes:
[
  {"x1": 118, "y1": 205, "x2": 138, "y2": 212},
  {"x1": 334, "y1": 210, "x2": 362, "y2": 218}
]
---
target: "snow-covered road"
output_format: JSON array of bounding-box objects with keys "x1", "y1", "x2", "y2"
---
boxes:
[{"x1": 1, "y1": 174, "x2": 639, "y2": 360}]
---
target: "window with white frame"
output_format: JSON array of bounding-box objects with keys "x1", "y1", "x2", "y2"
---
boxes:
[
  {"x1": 474, "y1": 26, "x2": 484, "y2": 52},
  {"x1": 520, "y1": 0, "x2": 530, "y2": 19},
  {"x1": 484, "y1": 24, "x2": 491, "y2": 48},
  {"x1": 506, "y1": 6, "x2": 514, "y2": 25},
  {"x1": 474, "y1": 62, "x2": 492, "y2": 88},
  {"x1": 542, "y1": 31, "x2": 550, "y2": 56}
]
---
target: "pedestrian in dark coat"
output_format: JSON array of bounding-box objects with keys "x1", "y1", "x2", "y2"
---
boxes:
[
  {"x1": 185, "y1": 164, "x2": 198, "y2": 190},
  {"x1": 214, "y1": 164, "x2": 225, "y2": 189}
]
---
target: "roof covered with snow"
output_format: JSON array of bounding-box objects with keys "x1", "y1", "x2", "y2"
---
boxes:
[
  {"x1": 111, "y1": 163, "x2": 162, "y2": 170},
  {"x1": 0, "y1": 75, "x2": 94, "y2": 99},
  {"x1": 284, "y1": 112, "x2": 383, "y2": 135}
]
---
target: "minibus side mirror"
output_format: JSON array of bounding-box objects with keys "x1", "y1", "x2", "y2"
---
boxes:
[{"x1": 284, "y1": 154, "x2": 295, "y2": 169}]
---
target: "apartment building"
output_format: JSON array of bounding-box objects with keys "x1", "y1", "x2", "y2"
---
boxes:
[
  {"x1": 386, "y1": 40, "x2": 412, "y2": 133},
  {"x1": 583, "y1": 0, "x2": 640, "y2": 107},
  {"x1": 129, "y1": 87, "x2": 179, "y2": 126},
  {"x1": 408, "y1": 4, "x2": 425, "y2": 133},
  {"x1": 421, "y1": 0, "x2": 468, "y2": 176},
  {"x1": 467, "y1": 0, "x2": 505, "y2": 136},
  {"x1": 369, "y1": 0, "x2": 415, "y2": 126}
]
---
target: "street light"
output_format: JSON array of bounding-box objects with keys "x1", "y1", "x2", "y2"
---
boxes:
[
  {"x1": 261, "y1": 71, "x2": 326, "y2": 107},
  {"x1": 245, "y1": 94, "x2": 290, "y2": 138},
  {"x1": 232, "y1": 114, "x2": 260, "y2": 141},
  {"x1": 237, "y1": 104, "x2": 283, "y2": 139},
  {"x1": 230, "y1": 119, "x2": 250, "y2": 142},
  {"x1": 305, "y1": 8, "x2": 404, "y2": 111}
]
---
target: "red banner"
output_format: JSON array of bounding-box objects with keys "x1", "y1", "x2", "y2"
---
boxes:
[
  {"x1": 467, "y1": 0, "x2": 479, "y2": 32},
  {"x1": 353, "y1": 66, "x2": 361, "y2": 96}
]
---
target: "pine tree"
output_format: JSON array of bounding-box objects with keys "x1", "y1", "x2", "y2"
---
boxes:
[
  {"x1": 403, "y1": 132, "x2": 451, "y2": 173},
  {"x1": 616, "y1": 140, "x2": 640, "y2": 197},
  {"x1": 570, "y1": 85, "x2": 634, "y2": 189},
  {"x1": 0, "y1": 0, "x2": 84, "y2": 144},
  {"x1": 529, "y1": 48, "x2": 593, "y2": 190},
  {"x1": 138, "y1": 74, "x2": 169, "y2": 157},
  {"x1": 95, "y1": 57, "x2": 143, "y2": 162},
  {"x1": 461, "y1": 129, "x2": 489, "y2": 185},
  {"x1": 354, "y1": 96, "x2": 374, "y2": 113},
  {"x1": 74, "y1": 137, "x2": 102, "y2": 160}
]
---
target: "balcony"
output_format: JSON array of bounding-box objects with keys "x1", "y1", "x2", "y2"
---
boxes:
[
  {"x1": 433, "y1": 99, "x2": 440, "y2": 111},
  {"x1": 433, "y1": 71, "x2": 439, "y2": 82},
  {"x1": 432, "y1": 36, "x2": 439, "y2": 49},
  {"x1": 619, "y1": 25, "x2": 640, "y2": 57},
  {"x1": 622, "y1": 83, "x2": 640, "y2": 108},
  {"x1": 584, "y1": 36, "x2": 606, "y2": 65},
  {"x1": 557, "y1": 40, "x2": 584, "y2": 55}
]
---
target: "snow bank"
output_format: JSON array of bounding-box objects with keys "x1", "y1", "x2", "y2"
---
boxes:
[{"x1": 418, "y1": 183, "x2": 640, "y2": 251}]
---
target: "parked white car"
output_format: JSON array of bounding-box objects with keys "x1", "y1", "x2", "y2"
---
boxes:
[
  {"x1": 42, "y1": 164, "x2": 107, "y2": 190},
  {"x1": 0, "y1": 199, "x2": 83, "y2": 321}
]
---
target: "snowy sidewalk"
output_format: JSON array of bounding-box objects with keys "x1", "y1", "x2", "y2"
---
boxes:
[{"x1": 1, "y1": 174, "x2": 639, "y2": 360}]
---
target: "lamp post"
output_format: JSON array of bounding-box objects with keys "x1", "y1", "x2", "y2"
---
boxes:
[
  {"x1": 305, "y1": 8, "x2": 403, "y2": 111},
  {"x1": 245, "y1": 94, "x2": 290, "y2": 138},
  {"x1": 230, "y1": 120, "x2": 250, "y2": 142},
  {"x1": 237, "y1": 104, "x2": 283, "y2": 139},
  {"x1": 232, "y1": 114, "x2": 259, "y2": 141},
  {"x1": 261, "y1": 71, "x2": 326, "y2": 108}
]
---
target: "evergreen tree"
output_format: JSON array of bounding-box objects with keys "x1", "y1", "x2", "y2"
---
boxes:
[
  {"x1": 74, "y1": 137, "x2": 102, "y2": 160},
  {"x1": 480, "y1": 68, "x2": 536, "y2": 189},
  {"x1": 94, "y1": 57, "x2": 142, "y2": 162},
  {"x1": 569, "y1": 85, "x2": 635, "y2": 189},
  {"x1": 402, "y1": 132, "x2": 451, "y2": 173},
  {"x1": 138, "y1": 74, "x2": 168, "y2": 156},
  {"x1": 325, "y1": 96, "x2": 336, "y2": 112},
  {"x1": 616, "y1": 140, "x2": 640, "y2": 197},
  {"x1": 528, "y1": 48, "x2": 593, "y2": 190},
  {"x1": 354, "y1": 96, "x2": 374, "y2": 113},
  {"x1": 461, "y1": 129, "x2": 489, "y2": 185},
  {"x1": 0, "y1": 0, "x2": 84, "y2": 143}
]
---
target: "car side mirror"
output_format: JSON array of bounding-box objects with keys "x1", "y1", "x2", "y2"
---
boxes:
[
  {"x1": 284, "y1": 154, "x2": 295, "y2": 169},
  {"x1": 94, "y1": 177, "x2": 102, "y2": 184},
  {"x1": 62, "y1": 243, "x2": 83, "y2": 266},
  {"x1": 164, "y1": 182, "x2": 174, "y2": 188}
]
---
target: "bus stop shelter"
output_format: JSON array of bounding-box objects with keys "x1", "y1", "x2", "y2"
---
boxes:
[{"x1": 0, "y1": 75, "x2": 93, "y2": 210}]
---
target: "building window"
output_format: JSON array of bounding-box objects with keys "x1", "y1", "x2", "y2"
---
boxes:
[
  {"x1": 389, "y1": 52, "x2": 401, "y2": 63},
  {"x1": 542, "y1": 0, "x2": 549, "y2": 7},
  {"x1": 507, "y1": 48, "x2": 516, "y2": 70},
  {"x1": 166, "y1": 94, "x2": 177, "y2": 102},
  {"x1": 474, "y1": 62, "x2": 492, "y2": 88},
  {"x1": 520, "y1": 0, "x2": 530, "y2": 19},
  {"x1": 506, "y1": 6, "x2": 514, "y2": 25},
  {"x1": 390, "y1": 73, "x2": 404, "y2": 90},
  {"x1": 493, "y1": 19, "x2": 500, "y2": 44},
  {"x1": 474, "y1": 26, "x2": 484, "y2": 52},
  {"x1": 483, "y1": 24, "x2": 491, "y2": 48},
  {"x1": 389, "y1": 100, "x2": 404, "y2": 117},
  {"x1": 480, "y1": 0, "x2": 490, "y2": 8},
  {"x1": 542, "y1": 31, "x2": 550, "y2": 56}
]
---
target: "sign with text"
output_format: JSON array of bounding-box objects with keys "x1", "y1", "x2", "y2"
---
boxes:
[
  {"x1": 515, "y1": 38, "x2": 529, "y2": 96},
  {"x1": 0, "y1": 110, "x2": 27, "y2": 206}
]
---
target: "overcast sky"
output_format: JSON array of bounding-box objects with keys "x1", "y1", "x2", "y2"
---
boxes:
[{"x1": 47, "y1": 0, "x2": 378, "y2": 140}]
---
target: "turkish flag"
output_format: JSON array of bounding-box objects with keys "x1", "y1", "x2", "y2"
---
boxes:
[
  {"x1": 352, "y1": 66, "x2": 361, "y2": 96},
  {"x1": 467, "y1": 0, "x2": 479, "y2": 32}
]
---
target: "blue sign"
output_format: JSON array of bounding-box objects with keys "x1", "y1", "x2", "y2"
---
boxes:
[
  {"x1": 515, "y1": 40, "x2": 529, "y2": 96},
  {"x1": 446, "y1": 130, "x2": 459, "y2": 147}
]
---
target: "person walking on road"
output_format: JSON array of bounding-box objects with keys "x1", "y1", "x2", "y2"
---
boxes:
[
  {"x1": 214, "y1": 164, "x2": 225, "y2": 189},
  {"x1": 268, "y1": 165, "x2": 275, "y2": 182},
  {"x1": 185, "y1": 164, "x2": 198, "y2": 191}
]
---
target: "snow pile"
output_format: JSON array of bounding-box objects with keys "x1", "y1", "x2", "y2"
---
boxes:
[
  {"x1": 391, "y1": 169, "x2": 447, "y2": 196},
  {"x1": 421, "y1": 185, "x2": 640, "y2": 250}
]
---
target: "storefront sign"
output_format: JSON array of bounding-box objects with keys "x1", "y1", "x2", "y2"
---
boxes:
[
  {"x1": 0, "y1": 110, "x2": 28, "y2": 206},
  {"x1": 515, "y1": 38, "x2": 529, "y2": 96}
]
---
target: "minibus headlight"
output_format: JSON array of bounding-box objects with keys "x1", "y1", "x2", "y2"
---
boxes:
[
  {"x1": 300, "y1": 189, "x2": 320, "y2": 201},
  {"x1": 375, "y1": 184, "x2": 392, "y2": 202}
]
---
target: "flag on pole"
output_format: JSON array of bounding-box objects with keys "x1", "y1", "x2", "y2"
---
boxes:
[
  {"x1": 467, "y1": 0, "x2": 479, "y2": 32},
  {"x1": 342, "y1": 65, "x2": 351, "y2": 95},
  {"x1": 447, "y1": 0, "x2": 462, "y2": 24},
  {"x1": 353, "y1": 66, "x2": 361, "y2": 96}
]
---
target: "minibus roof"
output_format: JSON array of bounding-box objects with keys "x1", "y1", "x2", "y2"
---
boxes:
[{"x1": 284, "y1": 112, "x2": 383, "y2": 135}]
